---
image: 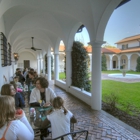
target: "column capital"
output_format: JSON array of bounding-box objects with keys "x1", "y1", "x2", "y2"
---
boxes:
[{"x1": 89, "y1": 40, "x2": 106, "y2": 47}]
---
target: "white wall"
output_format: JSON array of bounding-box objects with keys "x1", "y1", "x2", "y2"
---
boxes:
[
  {"x1": 130, "y1": 54, "x2": 139, "y2": 71},
  {"x1": 120, "y1": 55, "x2": 128, "y2": 69},
  {"x1": 0, "y1": 16, "x2": 14, "y2": 88},
  {"x1": 55, "y1": 80, "x2": 91, "y2": 106},
  {"x1": 18, "y1": 52, "x2": 37, "y2": 70},
  {"x1": 117, "y1": 40, "x2": 139, "y2": 49},
  {"x1": 106, "y1": 55, "x2": 110, "y2": 70}
]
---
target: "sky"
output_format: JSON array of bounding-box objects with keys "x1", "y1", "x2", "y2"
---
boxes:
[{"x1": 75, "y1": 0, "x2": 140, "y2": 47}]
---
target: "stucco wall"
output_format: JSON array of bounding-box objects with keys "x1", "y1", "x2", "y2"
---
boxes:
[
  {"x1": 18, "y1": 52, "x2": 37, "y2": 70},
  {"x1": 117, "y1": 40, "x2": 139, "y2": 49},
  {"x1": 0, "y1": 16, "x2": 14, "y2": 88},
  {"x1": 130, "y1": 54, "x2": 139, "y2": 71}
]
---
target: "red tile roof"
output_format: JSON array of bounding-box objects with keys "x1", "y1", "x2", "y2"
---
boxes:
[
  {"x1": 58, "y1": 44, "x2": 140, "y2": 54},
  {"x1": 85, "y1": 45, "x2": 92, "y2": 53},
  {"x1": 115, "y1": 34, "x2": 140, "y2": 44},
  {"x1": 59, "y1": 45, "x2": 65, "y2": 51},
  {"x1": 101, "y1": 48, "x2": 113, "y2": 53},
  {"x1": 104, "y1": 48, "x2": 121, "y2": 53}
]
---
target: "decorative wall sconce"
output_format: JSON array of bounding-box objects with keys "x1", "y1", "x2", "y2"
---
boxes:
[{"x1": 13, "y1": 53, "x2": 19, "y2": 61}]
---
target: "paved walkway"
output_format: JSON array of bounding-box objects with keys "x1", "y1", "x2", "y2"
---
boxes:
[
  {"x1": 27, "y1": 78, "x2": 140, "y2": 140},
  {"x1": 48, "y1": 81, "x2": 140, "y2": 140}
]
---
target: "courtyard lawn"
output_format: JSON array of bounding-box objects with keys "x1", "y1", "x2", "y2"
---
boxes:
[
  {"x1": 59, "y1": 72, "x2": 65, "y2": 79},
  {"x1": 102, "y1": 80, "x2": 140, "y2": 114},
  {"x1": 102, "y1": 70, "x2": 140, "y2": 74},
  {"x1": 59, "y1": 71, "x2": 140, "y2": 115},
  {"x1": 59, "y1": 71, "x2": 140, "y2": 80}
]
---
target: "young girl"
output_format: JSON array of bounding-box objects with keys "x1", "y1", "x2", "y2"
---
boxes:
[
  {"x1": 1, "y1": 84, "x2": 25, "y2": 109},
  {"x1": 42, "y1": 96, "x2": 77, "y2": 140},
  {"x1": 0, "y1": 96, "x2": 34, "y2": 140}
]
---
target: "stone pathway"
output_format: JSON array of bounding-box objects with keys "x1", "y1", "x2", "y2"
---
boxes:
[{"x1": 49, "y1": 82, "x2": 140, "y2": 140}]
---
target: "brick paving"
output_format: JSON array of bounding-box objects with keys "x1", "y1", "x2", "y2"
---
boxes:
[
  {"x1": 49, "y1": 81, "x2": 140, "y2": 140},
  {"x1": 25, "y1": 79, "x2": 140, "y2": 140}
]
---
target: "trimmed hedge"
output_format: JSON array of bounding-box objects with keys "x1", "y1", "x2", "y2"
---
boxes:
[{"x1": 71, "y1": 41, "x2": 91, "y2": 91}]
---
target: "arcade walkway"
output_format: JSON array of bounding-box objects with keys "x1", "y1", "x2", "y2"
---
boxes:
[{"x1": 28, "y1": 80, "x2": 140, "y2": 140}]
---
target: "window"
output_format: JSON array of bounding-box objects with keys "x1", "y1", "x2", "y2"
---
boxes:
[
  {"x1": 8, "y1": 43, "x2": 12, "y2": 66},
  {"x1": 0, "y1": 32, "x2": 8, "y2": 67},
  {"x1": 122, "y1": 59, "x2": 126, "y2": 64},
  {"x1": 122, "y1": 44, "x2": 128, "y2": 50}
]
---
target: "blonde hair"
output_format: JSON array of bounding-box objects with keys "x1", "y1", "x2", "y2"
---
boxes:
[
  {"x1": 53, "y1": 96, "x2": 68, "y2": 115},
  {"x1": 0, "y1": 96, "x2": 15, "y2": 128}
]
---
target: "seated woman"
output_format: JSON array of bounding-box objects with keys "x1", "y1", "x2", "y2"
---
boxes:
[
  {"x1": 29, "y1": 77, "x2": 56, "y2": 107},
  {"x1": 41, "y1": 96, "x2": 77, "y2": 140},
  {"x1": 1, "y1": 83, "x2": 25, "y2": 109},
  {"x1": 0, "y1": 95, "x2": 34, "y2": 140},
  {"x1": 13, "y1": 76, "x2": 23, "y2": 89}
]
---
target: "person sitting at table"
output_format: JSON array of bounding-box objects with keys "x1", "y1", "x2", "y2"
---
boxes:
[
  {"x1": 0, "y1": 95, "x2": 34, "y2": 140},
  {"x1": 13, "y1": 76, "x2": 23, "y2": 90},
  {"x1": 1, "y1": 83, "x2": 25, "y2": 109},
  {"x1": 41, "y1": 96, "x2": 77, "y2": 140},
  {"x1": 29, "y1": 77, "x2": 56, "y2": 107}
]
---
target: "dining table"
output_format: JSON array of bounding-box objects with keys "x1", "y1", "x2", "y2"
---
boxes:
[{"x1": 27, "y1": 106, "x2": 53, "y2": 129}]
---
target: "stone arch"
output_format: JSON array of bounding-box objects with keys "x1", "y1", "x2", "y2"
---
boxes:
[
  {"x1": 120, "y1": 54, "x2": 128, "y2": 69},
  {"x1": 130, "y1": 53, "x2": 140, "y2": 71},
  {"x1": 105, "y1": 54, "x2": 110, "y2": 70}
]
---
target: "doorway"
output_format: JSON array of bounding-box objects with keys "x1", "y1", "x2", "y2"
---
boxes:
[
  {"x1": 113, "y1": 61, "x2": 116, "y2": 68},
  {"x1": 24, "y1": 60, "x2": 30, "y2": 68}
]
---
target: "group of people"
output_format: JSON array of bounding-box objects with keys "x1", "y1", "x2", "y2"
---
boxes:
[{"x1": 0, "y1": 68, "x2": 77, "y2": 140}]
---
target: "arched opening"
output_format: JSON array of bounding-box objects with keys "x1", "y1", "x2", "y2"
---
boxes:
[{"x1": 58, "y1": 40, "x2": 65, "y2": 81}]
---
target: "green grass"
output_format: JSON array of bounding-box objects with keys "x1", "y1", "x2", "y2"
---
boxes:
[
  {"x1": 59, "y1": 72, "x2": 66, "y2": 79},
  {"x1": 102, "y1": 70, "x2": 140, "y2": 74},
  {"x1": 59, "y1": 71, "x2": 140, "y2": 79},
  {"x1": 59, "y1": 71, "x2": 140, "y2": 115},
  {"x1": 102, "y1": 80, "x2": 140, "y2": 114}
]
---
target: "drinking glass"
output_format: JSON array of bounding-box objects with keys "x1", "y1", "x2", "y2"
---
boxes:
[{"x1": 40, "y1": 100, "x2": 45, "y2": 107}]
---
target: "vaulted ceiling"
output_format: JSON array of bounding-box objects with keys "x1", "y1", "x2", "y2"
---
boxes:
[{"x1": 0, "y1": 0, "x2": 125, "y2": 56}]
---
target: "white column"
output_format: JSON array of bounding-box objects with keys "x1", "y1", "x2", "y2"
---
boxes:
[
  {"x1": 47, "y1": 55, "x2": 51, "y2": 81},
  {"x1": 90, "y1": 40, "x2": 105, "y2": 110},
  {"x1": 54, "y1": 53, "x2": 59, "y2": 80},
  {"x1": 128, "y1": 58, "x2": 130, "y2": 70},
  {"x1": 65, "y1": 50, "x2": 72, "y2": 92},
  {"x1": 110, "y1": 58, "x2": 112, "y2": 70},
  {"x1": 43, "y1": 57, "x2": 45, "y2": 74},
  {"x1": 118, "y1": 56, "x2": 120, "y2": 70},
  {"x1": 127, "y1": 54, "x2": 131, "y2": 70},
  {"x1": 40, "y1": 58, "x2": 43, "y2": 73},
  {"x1": 37, "y1": 58, "x2": 40, "y2": 74}
]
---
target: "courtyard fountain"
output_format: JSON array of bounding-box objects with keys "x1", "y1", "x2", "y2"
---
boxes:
[
  {"x1": 108, "y1": 69, "x2": 140, "y2": 79},
  {"x1": 120, "y1": 69, "x2": 128, "y2": 77}
]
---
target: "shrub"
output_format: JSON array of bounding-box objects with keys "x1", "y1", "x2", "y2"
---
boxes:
[
  {"x1": 103, "y1": 92, "x2": 118, "y2": 112},
  {"x1": 102, "y1": 54, "x2": 107, "y2": 71},
  {"x1": 136, "y1": 56, "x2": 140, "y2": 72},
  {"x1": 71, "y1": 41, "x2": 91, "y2": 91}
]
